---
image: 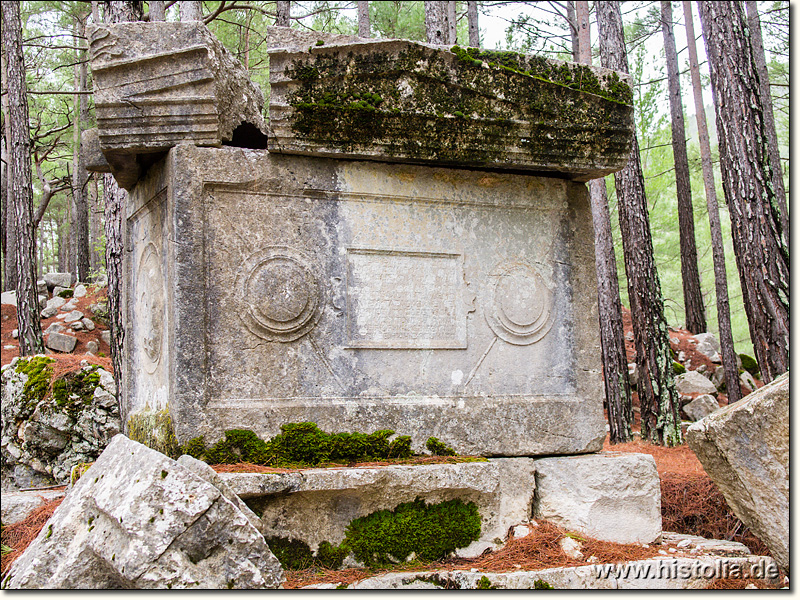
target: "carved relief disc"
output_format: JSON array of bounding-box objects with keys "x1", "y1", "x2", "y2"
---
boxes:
[
  {"x1": 485, "y1": 261, "x2": 555, "y2": 345},
  {"x1": 238, "y1": 247, "x2": 323, "y2": 342},
  {"x1": 136, "y1": 242, "x2": 165, "y2": 373}
]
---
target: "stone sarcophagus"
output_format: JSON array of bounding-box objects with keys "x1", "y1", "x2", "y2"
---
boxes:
[
  {"x1": 126, "y1": 147, "x2": 604, "y2": 455},
  {"x1": 103, "y1": 23, "x2": 634, "y2": 457}
]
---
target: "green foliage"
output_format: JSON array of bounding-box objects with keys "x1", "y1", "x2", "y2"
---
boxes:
[
  {"x1": 672, "y1": 361, "x2": 686, "y2": 375},
  {"x1": 534, "y1": 579, "x2": 554, "y2": 589},
  {"x1": 270, "y1": 422, "x2": 331, "y2": 465},
  {"x1": 387, "y1": 435, "x2": 412, "y2": 459},
  {"x1": 739, "y1": 354, "x2": 759, "y2": 377},
  {"x1": 266, "y1": 537, "x2": 315, "y2": 570},
  {"x1": 181, "y1": 436, "x2": 208, "y2": 460},
  {"x1": 343, "y1": 497, "x2": 481, "y2": 567},
  {"x1": 476, "y1": 576, "x2": 498, "y2": 589},
  {"x1": 426, "y1": 437, "x2": 456, "y2": 456},
  {"x1": 52, "y1": 366, "x2": 101, "y2": 417},
  {"x1": 57, "y1": 289, "x2": 74, "y2": 298},
  {"x1": 315, "y1": 540, "x2": 349, "y2": 570},
  {"x1": 15, "y1": 356, "x2": 55, "y2": 407}
]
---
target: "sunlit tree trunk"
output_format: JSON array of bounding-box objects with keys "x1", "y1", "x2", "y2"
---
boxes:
[
  {"x1": 2, "y1": 1, "x2": 45, "y2": 355},
  {"x1": 276, "y1": 1, "x2": 290, "y2": 27},
  {"x1": 149, "y1": 0, "x2": 166, "y2": 21},
  {"x1": 357, "y1": 1, "x2": 370, "y2": 37},
  {"x1": 424, "y1": 1, "x2": 448, "y2": 44},
  {"x1": 698, "y1": 1, "x2": 789, "y2": 383},
  {"x1": 74, "y1": 13, "x2": 91, "y2": 283},
  {"x1": 661, "y1": 0, "x2": 705, "y2": 334},
  {"x1": 467, "y1": 0, "x2": 479, "y2": 47},
  {"x1": 179, "y1": 0, "x2": 202, "y2": 21},
  {"x1": 598, "y1": 0, "x2": 681, "y2": 446}
]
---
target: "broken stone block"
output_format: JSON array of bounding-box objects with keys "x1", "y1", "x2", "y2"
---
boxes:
[
  {"x1": 81, "y1": 318, "x2": 96, "y2": 331},
  {"x1": 675, "y1": 370, "x2": 717, "y2": 396},
  {"x1": 87, "y1": 21, "x2": 268, "y2": 190},
  {"x1": 532, "y1": 452, "x2": 661, "y2": 544},
  {"x1": 1, "y1": 490, "x2": 66, "y2": 526},
  {"x1": 2, "y1": 435, "x2": 284, "y2": 589},
  {"x1": 686, "y1": 372, "x2": 788, "y2": 572},
  {"x1": 73, "y1": 284, "x2": 87, "y2": 298},
  {"x1": 268, "y1": 34, "x2": 633, "y2": 180},
  {"x1": 86, "y1": 340, "x2": 100, "y2": 354},
  {"x1": 692, "y1": 332, "x2": 721, "y2": 363},
  {"x1": 44, "y1": 272, "x2": 73, "y2": 289},
  {"x1": 81, "y1": 128, "x2": 111, "y2": 173},
  {"x1": 123, "y1": 144, "x2": 606, "y2": 456},
  {"x1": 683, "y1": 394, "x2": 720, "y2": 422},
  {"x1": 45, "y1": 332, "x2": 78, "y2": 353},
  {"x1": 63, "y1": 310, "x2": 84, "y2": 324},
  {"x1": 221, "y1": 458, "x2": 536, "y2": 559}
]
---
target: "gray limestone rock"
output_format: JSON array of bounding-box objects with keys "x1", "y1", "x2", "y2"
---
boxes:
[
  {"x1": 87, "y1": 21, "x2": 267, "y2": 190},
  {"x1": 81, "y1": 128, "x2": 111, "y2": 173},
  {"x1": 38, "y1": 294, "x2": 48, "y2": 310},
  {"x1": 683, "y1": 394, "x2": 720, "y2": 422},
  {"x1": 686, "y1": 372, "x2": 789, "y2": 572},
  {"x1": 81, "y1": 317, "x2": 96, "y2": 331},
  {"x1": 52, "y1": 286, "x2": 67, "y2": 298},
  {"x1": 11, "y1": 329, "x2": 18, "y2": 339},
  {"x1": 70, "y1": 321, "x2": 85, "y2": 332},
  {"x1": 532, "y1": 452, "x2": 661, "y2": 544},
  {"x1": 44, "y1": 322, "x2": 65, "y2": 336},
  {"x1": 1, "y1": 359, "x2": 120, "y2": 487},
  {"x1": 1, "y1": 435, "x2": 284, "y2": 589},
  {"x1": 41, "y1": 296, "x2": 67, "y2": 318},
  {"x1": 63, "y1": 310, "x2": 84, "y2": 324},
  {"x1": 675, "y1": 370, "x2": 717, "y2": 396},
  {"x1": 268, "y1": 34, "x2": 633, "y2": 180},
  {"x1": 45, "y1": 332, "x2": 78, "y2": 353},
  {"x1": 1, "y1": 489, "x2": 65, "y2": 525},
  {"x1": 86, "y1": 340, "x2": 100, "y2": 354},
  {"x1": 101, "y1": 330, "x2": 111, "y2": 346},
  {"x1": 44, "y1": 272, "x2": 73, "y2": 289},
  {"x1": 1, "y1": 290, "x2": 16, "y2": 305},
  {"x1": 692, "y1": 332, "x2": 721, "y2": 363},
  {"x1": 73, "y1": 284, "x2": 88, "y2": 298},
  {"x1": 221, "y1": 458, "x2": 537, "y2": 560},
  {"x1": 739, "y1": 370, "x2": 757, "y2": 394},
  {"x1": 123, "y1": 145, "x2": 605, "y2": 457},
  {"x1": 37, "y1": 279, "x2": 47, "y2": 295}
]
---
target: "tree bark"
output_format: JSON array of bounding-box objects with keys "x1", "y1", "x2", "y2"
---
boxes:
[
  {"x1": 566, "y1": 1, "x2": 579, "y2": 62},
  {"x1": 661, "y1": 0, "x2": 705, "y2": 335},
  {"x1": 74, "y1": 14, "x2": 91, "y2": 283},
  {"x1": 682, "y1": 1, "x2": 741, "y2": 404},
  {"x1": 2, "y1": 1, "x2": 45, "y2": 355},
  {"x1": 573, "y1": 0, "x2": 632, "y2": 443},
  {"x1": 357, "y1": 1, "x2": 370, "y2": 38},
  {"x1": 149, "y1": 0, "x2": 166, "y2": 21},
  {"x1": 467, "y1": 0, "x2": 479, "y2": 47},
  {"x1": 598, "y1": 1, "x2": 681, "y2": 446},
  {"x1": 275, "y1": 1, "x2": 290, "y2": 27},
  {"x1": 1, "y1": 48, "x2": 17, "y2": 292},
  {"x1": 424, "y1": 1, "x2": 448, "y2": 44},
  {"x1": 89, "y1": 176, "x2": 103, "y2": 275},
  {"x1": 103, "y1": 0, "x2": 143, "y2": 420},
  {"x1": 745, "y1": 0, "x2": 789, "y2": 239},
  {"x1": 179, "y1": 0, "x2": 202, "y2": 21},
  {"x1": 698, "y1": 1, "x2": 789, "y2": 383},
  {"x1": 447, "y1": 0, "x2": 457, "y2": 44}
]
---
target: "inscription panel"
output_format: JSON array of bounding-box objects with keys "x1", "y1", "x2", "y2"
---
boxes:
[{"x1": 346, "y1": 249, "x2": 467, "y2": 349}]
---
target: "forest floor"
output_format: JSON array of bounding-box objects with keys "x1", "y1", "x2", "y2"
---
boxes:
[{"x1": 0, "y1": 300, "x2": 778, "y2": 588}]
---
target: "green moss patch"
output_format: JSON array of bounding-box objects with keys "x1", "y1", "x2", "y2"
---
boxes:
[
  {"x1": 15, "y1": 356, "x2": 55, "y2": 408},
  {"x1": 52, "y1": 367, "x2": 101, "y2": 417},
  {"x1": 183, "y1": 423, "x2": 430, "y2": 469},
  {"x1": 739, "y1": 354, "x2": 759, "y2": 377},
  {"x1": 344, "y1": 497, "x2": 481, "y2": 567}
]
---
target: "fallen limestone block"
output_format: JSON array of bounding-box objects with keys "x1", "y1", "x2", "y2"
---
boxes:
[
  {"x1": 87, "y1": 21, "x2": 267, "y2": 190},
  {"x1": 2, "y1": 435, "x2": 283, "y2": 589},
  {"x1": 675, "y1": 370, "x2": 717, "y2": 396},
  {"x1": 682, "y1": 394, "x2": 719, "y2": 422},
  {"x1": 1, "y1": 489, "x2": 65, "y2": 525},
  {"x1": 692, "y1": 332, "x2": 721, "y2": 363},
  {"x1": 45, "y1": 332, "x2": 77, "y2": 353},
  {"x1": 220, "y1": 458, "x2": 536, "y2": 559},
  {"x1": 1, "y1": 290, "x2": 16, "y2": 306},
  {"x1": 342, "y1": 555, "x2": 780, "y2": 589},
  {"x1": 686, "y1": 372, "x2": 788, "y2": 573},
  {"x1": 532, "y1": 452, "x2": 661, "y2": 544},
  {"x1": 44, "y1": 272, "x2": 73, "y2": 290},
  {"x1": 268, "y1": 33, "x2": 633, "y2": 180}
]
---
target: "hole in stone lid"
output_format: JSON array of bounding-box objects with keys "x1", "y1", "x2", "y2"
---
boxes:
[{"x1": 225, "y1": 122, "x2": 270, "y2": 149}]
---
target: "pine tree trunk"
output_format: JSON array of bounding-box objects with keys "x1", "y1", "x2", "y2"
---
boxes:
[
  {"x1": 597, "y1": 1, "x2": 681, "y2": 446},
  {"x1": 74, "y1": 14, "x2": 91, "y2": 283},
  {"x1": 179, "y1": 0, "x2": 202, "y2": 21},
  {"x1": 275, "y1": 1, "x2": 290, "y2": 27},
  {"x1": 103, "y1": 0, "x2": 143, "y2": 421},
  {"x1": 447, "y1": 1, "x2": 457, "y2": 44},
  {"x1": 661, "y1": 0, "x2": 706, "y2": 335},
  {"x1": 745, "y1": 0, "x2": 789, "y2": 239},
  {"x1": 1, "y1": 69, "x2": 17, "y2": 292},
  {"x1": 2, "y1": 1, "x2": 44, "y2": 355},
  {"x1": 357, "y1": 1, "x2": 370, "y2": 37},
  {"x1": 89, "y1": 176, "x2": 103, "y2": 275},
  {"x1": 682, "y1": 1, "x2": 741, "y2": 404},
  {"x1": 149, "y1": 0, "x2": 166, "y2": 21},
  {"x1": 467, "y1": 1, "x2": 479, "y2": 47},
  {"x1": 698, "y1": 1, "x2": 789, "y2": 383},
  {"x1": 566, "y1": 2, "x2": 579, "y2": 61},
  {"x1": 573, "y1": 0, "x2": 632, "y2": 443},
  {"x1": 424, "y1": 1, "x2": 448, "y2": 44}
]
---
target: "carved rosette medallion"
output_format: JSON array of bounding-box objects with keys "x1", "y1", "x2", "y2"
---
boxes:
[
  {"x1": 485, "y1": 261, "x2": 555, "y2": 345},
  {"x1": 136, "y1": 243, "x2": 165, "y2": 373},
  {"x1": 237, "y1": 246, "x2": 323, "y2": 342}
]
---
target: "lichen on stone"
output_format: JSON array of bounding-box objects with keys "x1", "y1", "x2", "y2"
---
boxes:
[{"x1": 127, "y1": 408, "x2": 180, "y2": 459}]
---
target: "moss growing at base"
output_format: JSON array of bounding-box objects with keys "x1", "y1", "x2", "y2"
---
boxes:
[
  {"x1": 426, "y1": 437, "x2": 456, "y2": 456},
  {"x1": 534, "y1": 579, "x2": 555, "y2": 589},
  {"x1": 184, "y1": 423, "x2": 447, "y2": 468},
  {"x1": 739, "y1": 354, "x2": 759, "y2": 377},
  {"x1": 344, "y1": 497, "x2": 481, "y2": 567},
  {"x1": 476, "y1": 575, "x2": 498, "y2": 589},
  {"x1": 57, "y1": 289, "x2": 74, "y2": 299},
  {"x1": 52, "y1": 367, "x2": 101, "y2": 417},
  {"x1": 672, "y1": 361, "x2": 686, "y2": 375},
  {"x1": 266, "y1": 537, "x2": 315, "y2": 570},
  {"x1": 127, "y1": 409, "x2": 180, "y2": 459}
]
